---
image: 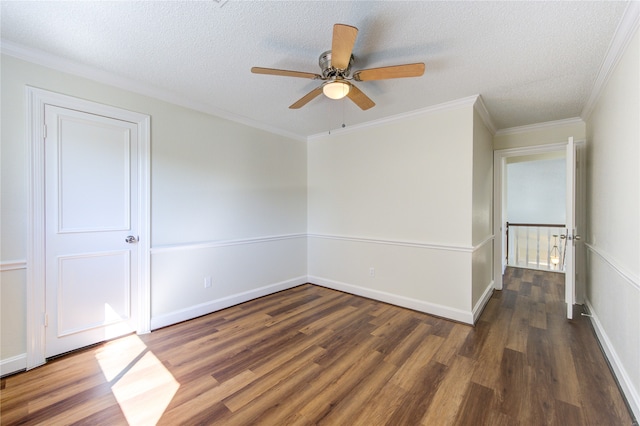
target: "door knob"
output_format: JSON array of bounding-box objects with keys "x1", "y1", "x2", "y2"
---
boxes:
[
  {"x1": 125, "y1": 235, "x2": 139, "y2": 244},
  {"x1": 560, "y1": 234, "x2": 581, "y2": 241}
]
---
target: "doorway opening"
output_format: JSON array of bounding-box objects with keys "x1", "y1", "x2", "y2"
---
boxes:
[
  {"x1": 493, "y1": 140, "x2": 585, "y2": 308},
  {"x1": 504, "y1": 152, "x2": 566, "y2": 272}
]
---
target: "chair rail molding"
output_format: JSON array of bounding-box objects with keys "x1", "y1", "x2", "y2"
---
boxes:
[
  {"x1": 0, "y1": 260, "x2": 27, "y2": 272},
  {"x1": 151, "y1": 233, "x2": 307, "y2": 254},
  {"x1": 585, "y1": 243, "x2": 639, "y2": 291},
  {"x1": 307, "y1": 233, "x2": 476, "y2": 253}
]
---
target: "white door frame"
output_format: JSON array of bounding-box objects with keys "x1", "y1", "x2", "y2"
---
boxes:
[
  {"x1": 26, "y1": 87, "x2": 151, "y2": 369},
  {"x1": 493, "y1": 141, "x2": 573, "y2": 290}
]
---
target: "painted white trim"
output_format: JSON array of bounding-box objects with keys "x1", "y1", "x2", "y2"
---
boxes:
[
  {"x1": 581, "y1": 1, "x2": 640, "y2": 121},
  {"x1": 495, "y1": 117, "x2": 584, "y2": 137},
  {"x1": 309, "y1": 275, "x2": 474, "y2": 324},
  {"x1": 473, "y1": 95, "x2": 497, "y2": 135},
  {"x1": 472, "y1": 236, "x2": 495, "y2": 323},
  {"x1": 493, "y1": 150, "x2": 506, "y2": 290},
  {"x1": 473, "y1": 235, "x2": 494, "y2": 252},
  {"x1": 150, "y1": 275, "x2": 307, "y2": 330},
  {"x1": 26, "y1": 87, "x2": 151, "y2": 369},
  {"x1": 495, "y1": 141, "x2": 570, "y2": 157},
  {"x1": 137, "y1": 114, "x2": 151, "y2": 334},
  {"x1": 0, "y1": 260, "x2": 27, "y2": 272},
  {"x1": 472, "y1": 281, "x2": 495, "y2": 324},
  {"x1": 154, "y1": 233, "x2": 486, "y2": 255},
  {"x1": 493, "y1": 141, "x2": 576, "y2": 291},
  {"x1": 585, "y1": 299, "x2": 640, "y2": 421},
  {"x1": 308, "y1": 95, "x2": 481, "y2": 140},
  {"x1": 586, "y1": 243, "x2": 640, "y2": 291},
  {"x1": 307, "y1": 233, "x2": 475, "y2": 253},
  {"x1": 151, "y1": 233, "x2": 307, "y2": 254},
  {"x1": 1, "y1": 40, "x2": 305, "y2": 142},
  {"x1": 136, "y1": 113, "x2": 152, "y2": 335},
  {"x1": 0, "y1": 354, "x2": 27, "y2": 377},
  {"x1": 26, "y1": 87, "x2": 47, "y2": 370}
]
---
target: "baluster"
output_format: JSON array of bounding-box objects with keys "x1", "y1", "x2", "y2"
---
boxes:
[
  {"x1": 515, "y1": 227, "x2": 520, "y2": 266},
  {"x1": 536, "y1": 226, "x2": 540, "y2": 269},
  {"x1": 547, "y1": 227, "x2": 552, "y2": 270},
  {"x1": 525, "y1": 226, "x2": 529, "y2": 268}
]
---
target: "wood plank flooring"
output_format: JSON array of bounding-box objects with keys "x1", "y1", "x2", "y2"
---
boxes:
[{"x1": 1, "y1": 267, "x2": 634, "y2": 425}]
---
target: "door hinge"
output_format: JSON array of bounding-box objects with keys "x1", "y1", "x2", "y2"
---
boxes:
[
  {"x1": 44, "y1": 313, "x2": 48, "y2": 327},
  {"x1": 43, "y1": 124, "x2": 47, "y2": 140}
]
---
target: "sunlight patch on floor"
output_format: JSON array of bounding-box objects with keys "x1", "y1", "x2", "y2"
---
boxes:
[
  {"x1": 95, "y1": 334, "x2": 146, "y2": 381},
  {"x1": 96, "y1": 334, "x2": 180, "y2": 425}
]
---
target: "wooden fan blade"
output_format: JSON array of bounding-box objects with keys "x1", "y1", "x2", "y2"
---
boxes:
[
  {"x1": 346, "y1": 83, "x2": 375, "y2": 110},
  {"x1": 289, "y1": 86, "x2": 323, "y2": 109},
  {"x1": 353, "y1": 63, "x2": 425, "y2": 81},
  {"x1": 331, "y1": 24, "x2": 358, "y2": 70},
  {"x1": 251, "y1": 67, "x2": 321, "y2": 79}
]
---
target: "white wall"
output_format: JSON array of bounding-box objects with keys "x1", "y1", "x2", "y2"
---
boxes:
[
  {"x1": 472, "y1": 107, "x2": 494, "y2": 310},
  {"x1": 585, "y1": 26, "x2": 640, "y2": 418},
  {"x1": 308, "y1": 98, "x2": 494, "y2": 323},
  {"x1": 0, "y1": 55, "x2": 308, "y2": 374},
  {"x1": 308, "y1": 105, "x2": 473, "y2": 246},
  {"x1": 506, "y1": 157, "x2": 566, "y2": 224}
]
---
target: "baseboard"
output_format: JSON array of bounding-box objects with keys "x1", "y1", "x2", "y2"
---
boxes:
[
  {"x1": 150, "y1": 276, "x2": 307, "y2": 330},
  {"x1": 585, "y1": 299, "x2": 640, "y2": 421},
  {"x1": 308, "y1": 275, "x2": 474, "y2": 324},
  {"x1": 0, "y1": 353, "x2": 27, "y2": 377},
  {"x1": 472, "y1": 281, "x2": 495, "y2": 324}
]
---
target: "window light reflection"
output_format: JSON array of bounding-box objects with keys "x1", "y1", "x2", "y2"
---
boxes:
[{"x1": 95, "y1": 334, "x2": 179, "y2": 425}]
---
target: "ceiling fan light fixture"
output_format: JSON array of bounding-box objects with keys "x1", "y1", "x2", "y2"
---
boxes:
[
  {"x1": 253, "y1": 24, "x2": 423, "y2": 110},
  {"x1": 323, "y1": 81, "x2": 350, "y2": 100}
]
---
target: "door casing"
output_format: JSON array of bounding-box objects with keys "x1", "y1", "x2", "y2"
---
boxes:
[
  {"x1": 493, "y1": 140, "x2": 585, "y2": 296},
  {"x1": 26, "y1": 87, "x2": 151, "y2": 369}
]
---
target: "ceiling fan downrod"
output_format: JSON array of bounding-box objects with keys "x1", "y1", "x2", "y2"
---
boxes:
[{"x1": 319, "y1": 50, "x2": 354, "y2": 79}]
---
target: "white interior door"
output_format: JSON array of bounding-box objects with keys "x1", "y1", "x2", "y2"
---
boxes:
[
  {"x1": 564, "y1": 136, "x2": 579, "y2": 319},
  {"x1": 45, "y1": 105, "x2": 139, "y2": 357}
]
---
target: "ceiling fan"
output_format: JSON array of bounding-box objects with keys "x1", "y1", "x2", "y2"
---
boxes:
[{"x1": 251, "y1": 24, "x2": 425, "y2": 110}]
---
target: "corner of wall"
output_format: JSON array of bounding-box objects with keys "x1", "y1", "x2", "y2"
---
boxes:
[{"x1": 473, "y1": 95, "x2": 497, "y2": 136}]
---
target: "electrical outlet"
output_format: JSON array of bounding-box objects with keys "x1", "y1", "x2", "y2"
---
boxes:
[
  {"x1": 369, "y1": 267, "x2": 375, "y2": 277},
  {"x1": 204, "y1": 276, "x2": 212, "y2": 289}
]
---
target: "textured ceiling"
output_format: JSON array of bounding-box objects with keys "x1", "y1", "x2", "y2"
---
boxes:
[{"x1": 0, "y1": 1, "x2": 630, "y2": 138}]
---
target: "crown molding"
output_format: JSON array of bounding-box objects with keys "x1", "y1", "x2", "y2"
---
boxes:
[
  {"x1": 1, "y1": 40, "x2": 306, "y2": 142},
  {"x1": 495, "y1": 117, "x2": 585, "y2": 137},
  {"x1": 308, "y1": 95, "x2": 481, "y2": 140},
  {"x1": 473, "y1": 94, "x2": 497, "y2": 135},
  {"x1": 581, "y1": 1, "x2": 640, "y2": 121}
]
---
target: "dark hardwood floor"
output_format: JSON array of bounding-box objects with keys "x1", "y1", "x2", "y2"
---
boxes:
[{"x1": 1, "y1": 267, "x2": 634, "y2": 425}]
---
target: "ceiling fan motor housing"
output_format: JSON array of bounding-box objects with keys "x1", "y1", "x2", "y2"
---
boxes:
[{"x1": 319, "y1": 50, "x2": 354, "y2": 79}]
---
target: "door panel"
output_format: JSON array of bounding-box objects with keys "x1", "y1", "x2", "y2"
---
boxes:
[
  {"x1": 57, "y1": 251, "x2": 131, "y2": 337},
  {"x1": 57, "y1": 118, "x2": 131, "y2": 232},
  {"x1": 565, "y1": 137, "x2": 577, "y2": 319},
  {"x1": 45, "y1": 105, "x2": 139, "y2": 358}
]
